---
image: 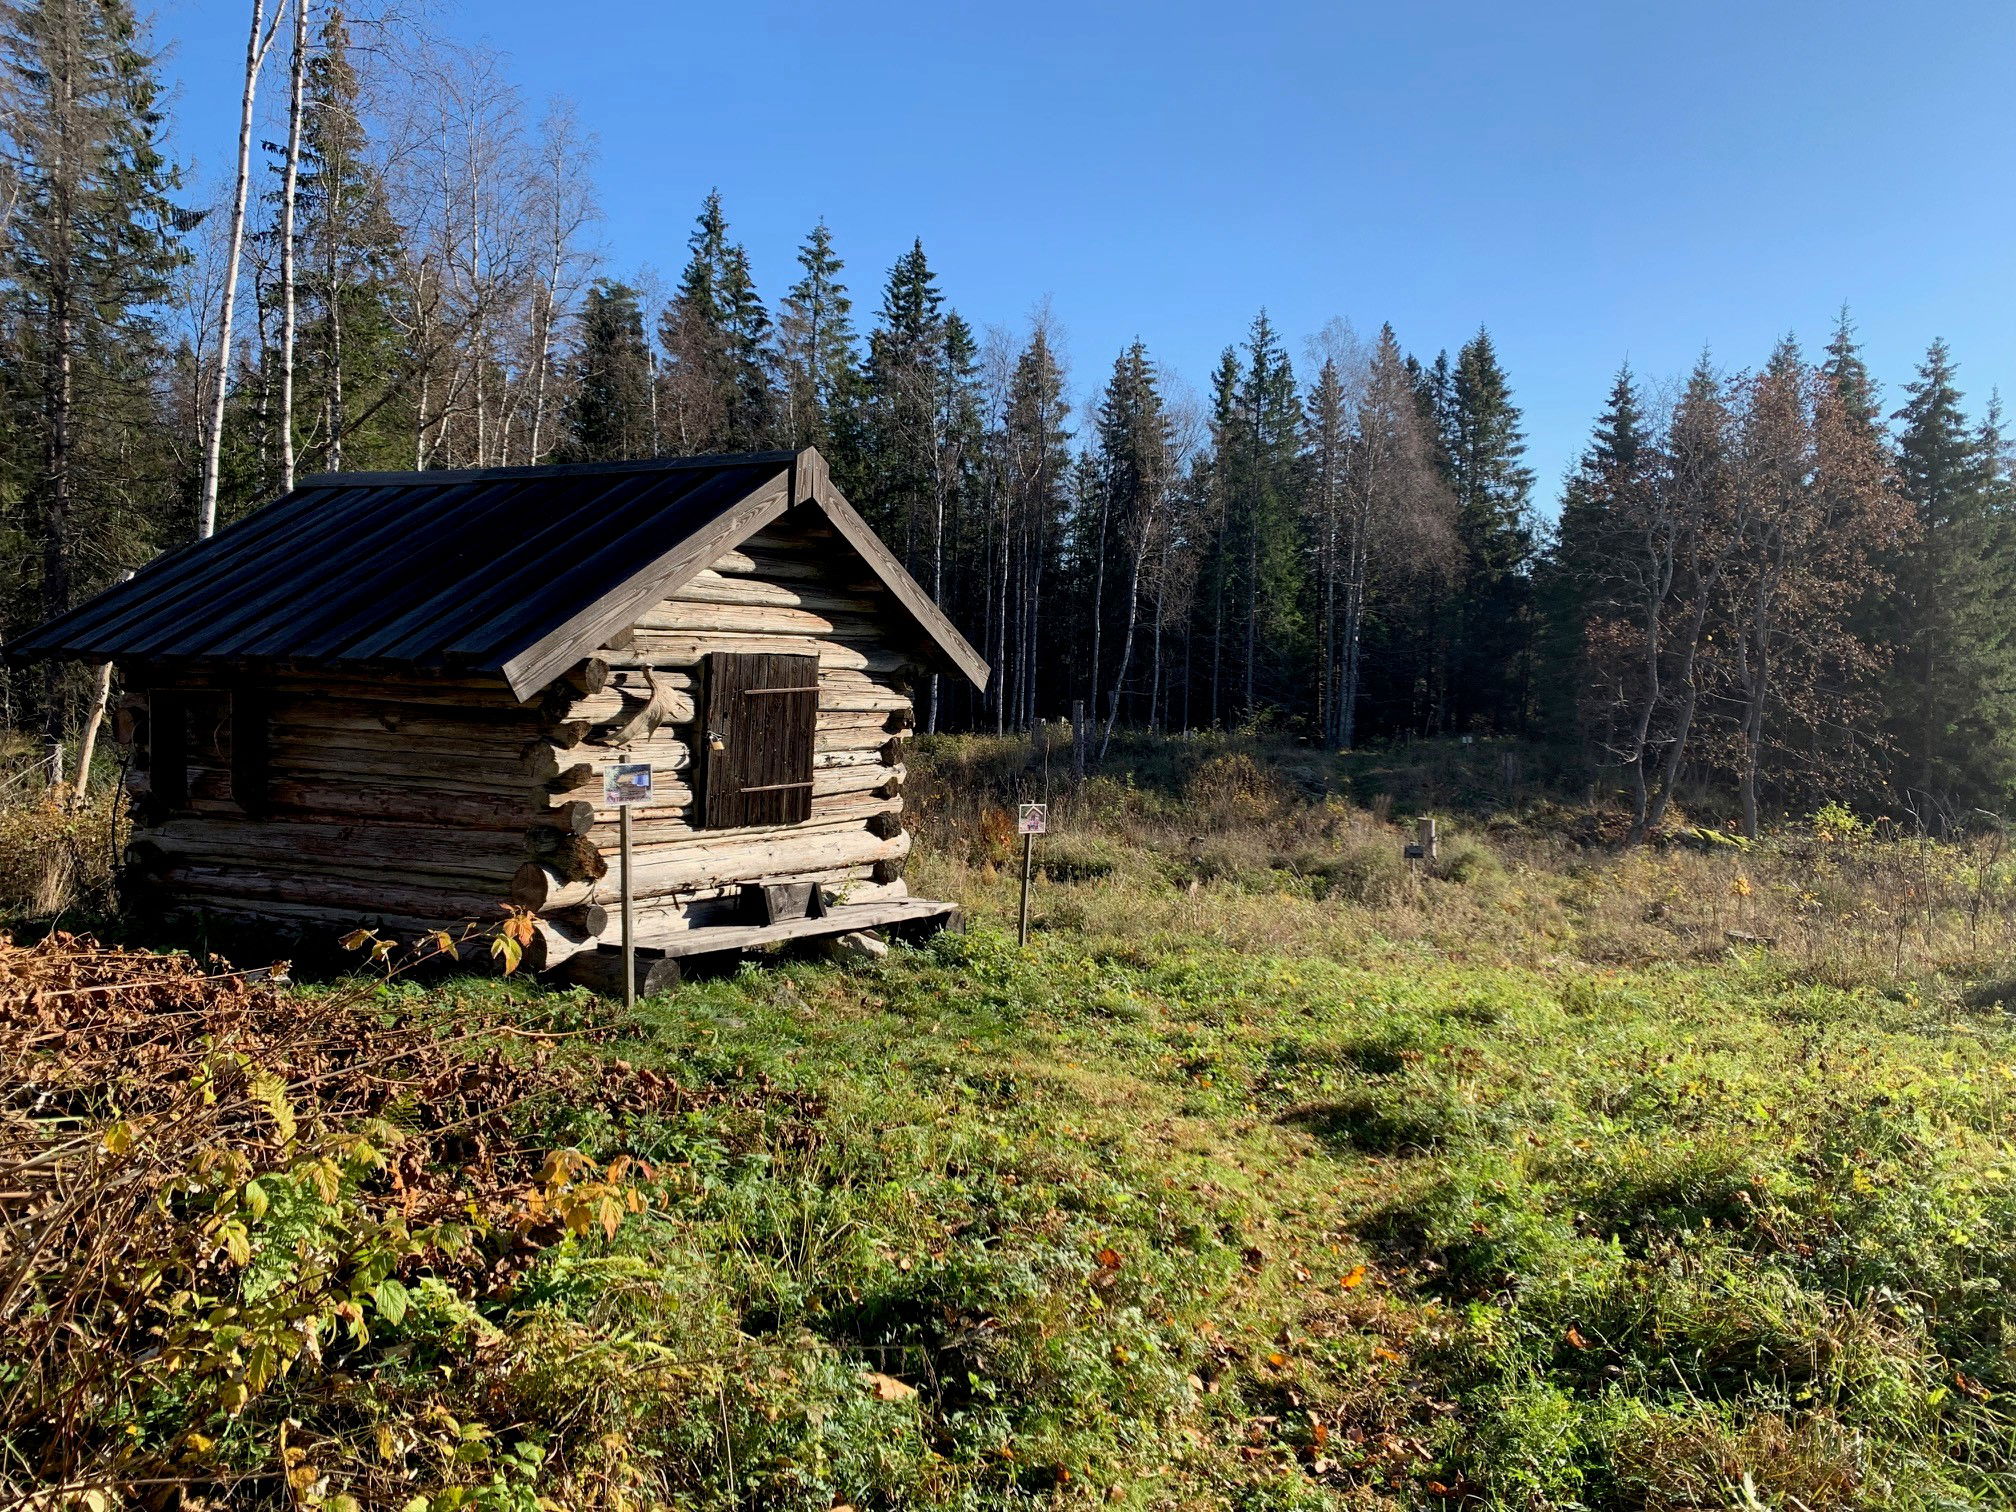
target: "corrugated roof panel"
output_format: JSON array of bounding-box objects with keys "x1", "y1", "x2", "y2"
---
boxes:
[{"x1": 10, "y1": 456, "x2": 793, "y2": 677}]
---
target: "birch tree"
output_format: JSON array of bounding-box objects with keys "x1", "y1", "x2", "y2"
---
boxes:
[{"x1": 198, "y1": 0, "x2": 286, "y2": 536}]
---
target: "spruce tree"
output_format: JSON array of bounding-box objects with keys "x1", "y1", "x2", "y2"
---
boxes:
[
  {"x1": 994, "y1": 325, "x2": 1071, "y2": 728},
  {"x1": 658, "y1": 191, "x2": 773, "y2": 452},
  {"x1": 861, "y1": 240, "x2": 946, "y2": 561},
  {"x1": 1089, "y1": 341, "x2": 1173, "y2": 739},
  {"x1": 1885, "y1": 340, "x2": 2016, "y2": 820},
  {"x1": 1537, "y1": 364, "x2": 1651, "y2": 745},
  {"x1": 0, "y1": 0, "x2": 185, "y2": 730},
  {"x1": 1198, "y1": 346, "x2": 1242, "y2": 726},
  {"x1": 558, "y1": 280, "x2": 654, "y2": 463},
  {"x1": 291, "y1": 6, "x2": 404, "y2": 476},
  {"x1": 1233, "y1": 311, "x2": 1304, "y2": 719},
  {"x1": 1444, "y1": 327, "x2": 1536, "y2": 731},
  {"x1": 775, "y1": 220, "x2": 857, "y2": 454}
]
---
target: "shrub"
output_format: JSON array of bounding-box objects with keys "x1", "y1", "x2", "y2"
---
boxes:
[
  {"x1": 1298, "y1": 840, "x2": 1409, "y2": 904},
  {"x1": 1037, "y1": 830, "x2": 1122, "y2": 882},
  {"x1": 1432, "y1": 835, "x2": 1504, "y2": 885},
  {"x1": 0, "y1": 792, "x2": 120, "y2": 917}
]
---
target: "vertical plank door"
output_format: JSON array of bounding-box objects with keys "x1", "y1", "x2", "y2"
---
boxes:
[{"x1": 700, "y1": 652, "x2": 819, "y2": 828}]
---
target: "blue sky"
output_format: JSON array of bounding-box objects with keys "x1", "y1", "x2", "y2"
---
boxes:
[{"x1": 150, "y1": 0, "x2": 2016, "y2": 513}]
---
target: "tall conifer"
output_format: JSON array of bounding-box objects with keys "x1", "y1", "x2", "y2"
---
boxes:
[
  {"x1": 558, "y1": 279, "x2": 653, "y2": 462},
  {"x1": 0, "y1": 0, "x2": 184, "y2": 729},
  {"x1": 1444, "y1": 328, "x2": 1536, "y2": 730},
  {"x1": 1885, "y1": 340, "x2": 2016, "y2": 819}
]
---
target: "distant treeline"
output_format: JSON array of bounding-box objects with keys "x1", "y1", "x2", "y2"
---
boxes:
[{"x1": 2, "y1": 0, "x2": 2010, "y2": 833}]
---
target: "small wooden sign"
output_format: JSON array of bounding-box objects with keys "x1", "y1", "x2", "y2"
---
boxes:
[
  {"x1": 1018, "y1": 802, "x2": 1048, "y2": 835},
  {"x1": 604, "y1": 763, "x2": 652, "y2": 805}
]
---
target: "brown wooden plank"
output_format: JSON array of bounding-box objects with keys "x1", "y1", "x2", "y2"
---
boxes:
[{"x1": 619, "y1": 897, "x2": 960, "y2": 956}]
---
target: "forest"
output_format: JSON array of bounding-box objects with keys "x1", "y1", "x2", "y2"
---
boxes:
[{"x1": 4, "y1": 0, "x2": 2013, "y2": 836}]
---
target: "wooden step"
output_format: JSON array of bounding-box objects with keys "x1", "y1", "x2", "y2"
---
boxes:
[{"x1": 559, "y1": 898, "x2": 962, "y2": 994}]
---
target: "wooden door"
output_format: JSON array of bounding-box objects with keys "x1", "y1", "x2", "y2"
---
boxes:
[{"x1": 700, "y1": 652, "x2": 819, "y2": 828}]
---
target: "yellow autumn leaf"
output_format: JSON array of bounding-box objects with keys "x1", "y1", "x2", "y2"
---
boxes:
[{"x1": 860, "y1": 1371, "x2": 917, "y2": 1402}]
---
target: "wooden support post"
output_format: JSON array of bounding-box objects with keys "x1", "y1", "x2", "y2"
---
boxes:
[
  {"x1": 1072, "y1": 699, "x2": 1086, "y2": 782},
  {"x1": 1019, "y1": 828, "x2": 1035, "y2": 948},
  {"x1": 620, "y1": 802, "x2": 636, "y2": 1012},
  {"x1": 1417, "y1": 816, "x2": 1437, "y2": 863}
]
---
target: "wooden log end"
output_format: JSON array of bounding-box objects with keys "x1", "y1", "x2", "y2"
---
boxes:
[{"x1": 561, "y1": 944, "x2": 681, "y2": 998}]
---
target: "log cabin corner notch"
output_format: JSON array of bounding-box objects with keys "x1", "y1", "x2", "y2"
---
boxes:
[{"x1": 9, "y1": 448, "x2": 989, "y2": 980}]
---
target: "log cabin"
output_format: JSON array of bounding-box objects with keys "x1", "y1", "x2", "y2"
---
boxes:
[{"x1": 10, "y1": 449, "x2": 989, "y2": 987}]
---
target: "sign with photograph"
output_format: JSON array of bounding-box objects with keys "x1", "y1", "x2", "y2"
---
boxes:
[
  {"x1": 1018, "y1": 802, "x2": 1048, "y2": 835},
  {"x1": 604, "y1": 763, "x2": 653, "y2": 805}
]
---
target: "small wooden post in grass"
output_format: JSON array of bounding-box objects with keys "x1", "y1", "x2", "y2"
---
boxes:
[
  {"x1": 1072, "y1": 700, "x2": 1086, "y2": 781},
  {"x1": 1404, "y1": 815, "x2": 1437, "y2": 872},
  {"x1": 604, "y1": 762, "x2": 653, "y2": 1007},
  {"x1": 1017, "y1": 801, "x2": 1047, "y2": 947}
]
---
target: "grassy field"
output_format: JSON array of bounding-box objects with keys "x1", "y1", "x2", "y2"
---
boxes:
[{"x1": 8, "y1": 734, "x2": 2016, "y2": 1508}]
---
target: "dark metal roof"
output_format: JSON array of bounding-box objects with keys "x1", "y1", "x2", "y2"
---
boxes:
[{"x1": 12, "y1": 453, "x2": 797, "y2": 696}]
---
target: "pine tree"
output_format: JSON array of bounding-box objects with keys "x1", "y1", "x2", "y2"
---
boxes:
[
  {"x1": 1885, "y1": 340, "x2": 2016, "y2": 820},
  {"x1": 0, "y1": 0, "x2": 185, "y2": 730},
  {"x1": 558, "y1": 279, "x2": 653, "y2": 462},
  {"x1": 1444, "y1": 327, "x2": 1536, "y2": 730},
  {"x1": 774, "y1": 220, "x2": 857, "y2": 453}
]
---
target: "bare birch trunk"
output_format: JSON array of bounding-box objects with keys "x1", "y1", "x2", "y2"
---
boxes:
[
  {"x1": 276, "y1": 0, "x2": 307, "y2": 491},
  {"x1": 200, "y1": 0, "x2": 283, "y2": 538}
]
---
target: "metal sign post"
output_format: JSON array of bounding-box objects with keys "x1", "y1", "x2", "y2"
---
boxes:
[
  {"x1": 605, "y1": 763, "x2": 653, "y2": 1008},
  {"x1": 1017, "y1": 802, "x2": 1047, "y2": 947}
]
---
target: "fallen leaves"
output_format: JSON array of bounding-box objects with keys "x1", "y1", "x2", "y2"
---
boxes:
[{"x1": 860, "y1": 1371, "x2": 917, "y2": 1403}]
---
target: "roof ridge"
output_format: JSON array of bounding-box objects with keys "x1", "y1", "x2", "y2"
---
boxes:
[{"x1": 297, "y1": 450, "x2": 799, "y2": 488}]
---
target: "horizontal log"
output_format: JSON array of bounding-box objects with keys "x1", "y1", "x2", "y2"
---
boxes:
[
  {"x1": 547, "y1": 902, "x2": 609, "y2": 935},
  {"x1": 818, "y1": 727, "x2": 906, "y2": 758},
  {"x1": 557, "y1": 658, "x2": 611, "y2": 696},
  {"x1": 669, "y1": 572, "x2": 884, "y2": 616},
  {"x1": 159, "y1": 899, "x2": 589, "y2": 971},
  {"x1": 816, "y1": 747, "x2": 895, "y2": 770},
  {"x1": 551, "y1": 687, "x2": 698, "y2": 729},
  {"x1": 164, "y1": 864, "x2": 518, "y2": 924},
  {"x1": 132, "y1": 818, "x2": 536, "y2": 882},
  {"x1": 525, "y1": 829, "x2": 611, "y2": 881},
  {"x1": 583, "y1": 789, "x2": 900, "y2": 848},
  {"x1": 259, "y1": 779, "x2": 592, "y2": 833},
  {"x1": 623, "y1": 635, "x2": 912, "y2": 675},
  {"x1": 514, "y1": 825, "x2": 910, "y2": 910},
  {"x1": 637, "y1": 602, "x2": 884, "y2": 639}
]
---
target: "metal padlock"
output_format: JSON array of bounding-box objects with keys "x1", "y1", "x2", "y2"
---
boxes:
[{"x1": 707, "y1": 728, "x2": 726, "y2": 752}]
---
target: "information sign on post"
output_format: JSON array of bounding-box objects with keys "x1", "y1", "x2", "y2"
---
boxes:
[
  {"x1": 1017, "y1": 804, "x2": 1047, "y2": 947},
  {"x1": 604, "y1": 765, "x2": 652, "y2": 1008}
]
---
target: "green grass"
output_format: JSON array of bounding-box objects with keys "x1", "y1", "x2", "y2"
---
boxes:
[
  {"x1": 398, "y1": 892, "x2": 2016, "y2": 1508},
  {"x1": 20, "y1": 733, "x2": 2016, "y2": 1508}
]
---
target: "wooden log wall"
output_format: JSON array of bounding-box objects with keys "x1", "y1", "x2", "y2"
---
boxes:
[
  {"x1": 526, "y1": 519, "x2": 919, "y2": 938},
  {"x1": 116, "y1": 513, "x2": 922, "y2": 964}
]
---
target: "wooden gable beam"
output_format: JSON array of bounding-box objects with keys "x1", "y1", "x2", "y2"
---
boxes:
[
  {"x1": 792, "y1": 449, "x2": 991, "y2": 691},
  {"x1": 495, "y1": 468, "x2": 793, "y2": 699}
]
